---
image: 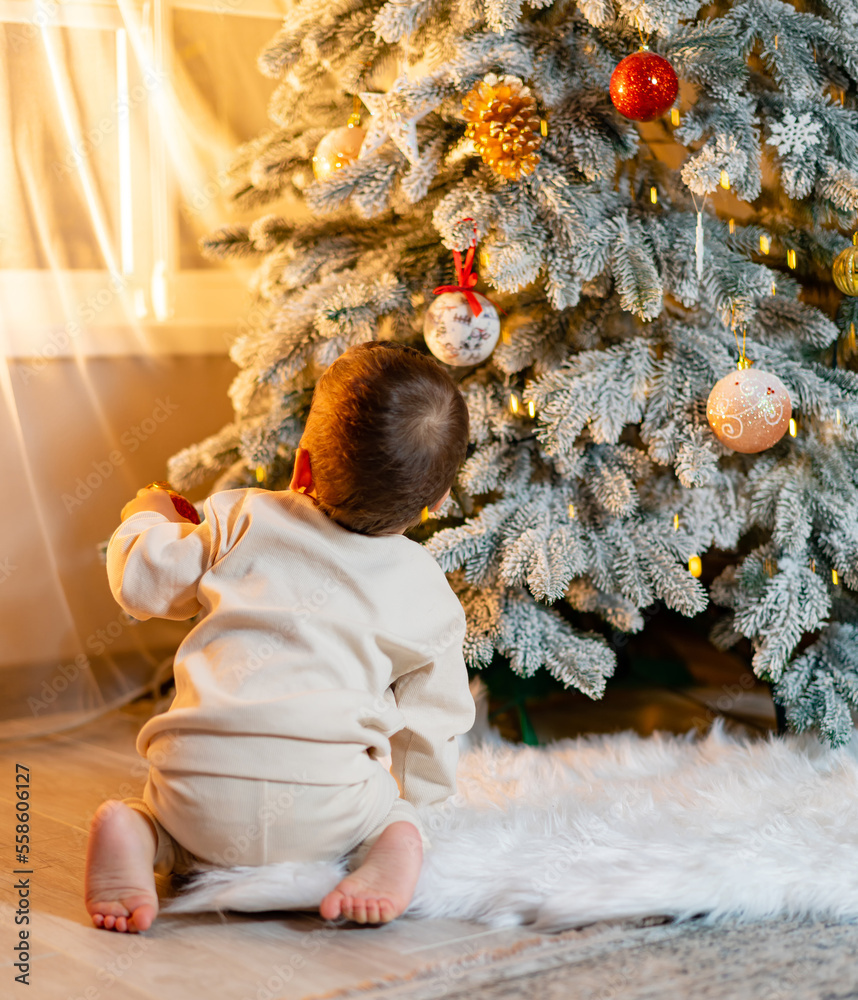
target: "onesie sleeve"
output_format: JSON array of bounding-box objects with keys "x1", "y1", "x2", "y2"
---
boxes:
[
  {"x1": 106, "y1": 506, "x2": 218, "y2": 622},
  {"x1": 388, "y1": 602, "x2": 476, "y2": 811}
]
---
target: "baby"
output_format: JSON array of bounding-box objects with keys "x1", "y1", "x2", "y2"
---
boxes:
[{"x1": 85, "y1": 341, "x2": 475, "y2": 932}]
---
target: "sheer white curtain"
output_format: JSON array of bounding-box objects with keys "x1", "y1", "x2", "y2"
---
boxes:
[{"x1": 0, "y1": 0, "x2": 293, "y2": 737}]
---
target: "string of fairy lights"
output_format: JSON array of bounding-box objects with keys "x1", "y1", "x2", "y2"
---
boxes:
[{"x1": 497, "y1": 224, "x2": 857, "y2": 586}]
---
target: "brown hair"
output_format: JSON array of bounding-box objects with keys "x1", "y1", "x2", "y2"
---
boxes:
[{"x1": 301, "y1": 341, "x2": 469, "y2": 535}]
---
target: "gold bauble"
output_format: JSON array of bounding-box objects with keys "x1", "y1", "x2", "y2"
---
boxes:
[
  {"x1": 312, "y1": 125, "x2": 366, "y2": 182},
  {"x1": 832, "y1": 245, "x2": 858, "y2": 296},
  {"x1": 462, "y1": 74, "x2": 542, "y2": 181}
]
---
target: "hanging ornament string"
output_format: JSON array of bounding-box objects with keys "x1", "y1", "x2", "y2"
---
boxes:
[
  {"x1": 730, "y1": 300, "x2": 750, "y2": 368},
  {"x1": 691, "y1": 192, "x2": 706, "y2": 283},
  {"x1": 349, "y1": 93, "x2": 362, "y2": 127},
  {"x1": 433, "y1": 218, "x2": 501, "y2": 318}
]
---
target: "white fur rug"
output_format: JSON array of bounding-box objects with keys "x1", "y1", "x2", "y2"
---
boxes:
[{"x1": 163, "y1": 723, "x2": 858, "y2": 931}]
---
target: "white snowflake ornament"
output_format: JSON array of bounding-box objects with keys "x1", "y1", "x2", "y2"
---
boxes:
[{"x1": 766, "y1": 111, "x2": 822, "y2": 157}]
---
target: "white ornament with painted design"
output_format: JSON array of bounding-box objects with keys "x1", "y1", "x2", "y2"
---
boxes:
[
  {"x1": 423, "y1": 292, "x2": 500, "y2": 366},
  {"x1": 706, "y1": 366, "x2": 792, "y2": 453}
]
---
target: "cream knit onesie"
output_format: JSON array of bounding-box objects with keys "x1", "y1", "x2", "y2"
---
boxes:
[{"x1": 107, "y1": 487, "x2": 475, "y2": 874}]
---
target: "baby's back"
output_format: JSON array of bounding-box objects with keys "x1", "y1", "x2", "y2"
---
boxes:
[{"x1": 133, "y1": 488, "x2": 466, "y2": 785}]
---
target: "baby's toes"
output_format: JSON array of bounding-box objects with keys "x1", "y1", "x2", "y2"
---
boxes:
[
  {"x1": 378, "y1": 899, "x2": 396, "y2": 923},
  {"x1": 364, "y1": 899, "x2": 381, "y2": 924},
  {"x1": 349, "y1": 897, "x2": 368, "y2": 924},
  {"x1": 319, "y1": 891, "x2": 343, "y2": 922}
]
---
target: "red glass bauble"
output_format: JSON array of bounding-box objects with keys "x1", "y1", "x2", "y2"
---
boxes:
[
  {"x1": 168, "y1": 493, "x2": 200, "y2": 524},
  {"x1": 609, "y1": 50, "x2": 679, "y2": 122}
]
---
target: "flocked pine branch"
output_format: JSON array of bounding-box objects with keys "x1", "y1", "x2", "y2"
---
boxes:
[{"x1": 175, "y1": 0, "x2": 858, "y2": 742}]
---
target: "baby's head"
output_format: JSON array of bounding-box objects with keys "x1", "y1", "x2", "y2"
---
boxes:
[{"x1": 296, "y1": 341, "x2": 469, "y2": 535}]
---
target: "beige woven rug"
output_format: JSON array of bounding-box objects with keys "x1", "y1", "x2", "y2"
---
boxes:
[{"x1": 308, "y1": 917, "x2": 858, "y2": 1000}]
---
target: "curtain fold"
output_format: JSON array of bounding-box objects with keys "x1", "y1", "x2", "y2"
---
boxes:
[{"x1": 0, "y1": 2, "x2": 289, "y2": 738}]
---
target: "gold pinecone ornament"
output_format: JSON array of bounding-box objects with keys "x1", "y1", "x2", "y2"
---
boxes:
[{"x1": 462, "y1": 74, "x2": 543, "y2": 181}]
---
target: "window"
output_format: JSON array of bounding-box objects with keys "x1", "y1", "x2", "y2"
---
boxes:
[{"x1": 0, "y1": 0, "x2": 289, "y2": 356}]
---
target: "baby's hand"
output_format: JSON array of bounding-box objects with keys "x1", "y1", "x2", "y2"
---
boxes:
[{"x1": 120, "y1": 488, "x2": 190, "y2": 523}]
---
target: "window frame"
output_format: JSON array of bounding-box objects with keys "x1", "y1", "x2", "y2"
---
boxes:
[{"x1": 0, "y1": 0, "x2": 287, "y2": 357}]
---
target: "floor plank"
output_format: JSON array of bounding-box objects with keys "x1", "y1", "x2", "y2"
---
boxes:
[
  {"x1": 0, "y1": 702, "x2": 564, "y2": 999},
  {"x1": 0, "y1": 688, "x2": 810, "y2": 1000}
]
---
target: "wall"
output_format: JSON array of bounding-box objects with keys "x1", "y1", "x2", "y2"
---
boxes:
[{"x1": 0, "y1": 354, "x2": 236, "y2": 728}]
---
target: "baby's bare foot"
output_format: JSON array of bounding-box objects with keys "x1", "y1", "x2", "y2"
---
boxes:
[
  {"x1": 320, "y1": 821, "x2": 423, "y2": 925},
  {"x1": 85, "y1": 800, "x2": 159, "y2": 933}
]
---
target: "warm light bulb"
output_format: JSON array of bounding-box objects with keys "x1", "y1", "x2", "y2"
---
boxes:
[
  {"x1": 673, "y1": 513, "x2": 679, "y2": 531},
  {"x1": 568, "y1": 503, "x2": 576, "y2": 519},
  {"x1": 787, "y1": 249, "x2": 796, "y2": 269},
  {"x1": 650, "y1": 187, "x2": 658, "y2": 204},
  {"x1": 509, "y1": 393, "x2": 520, "y2": 415},
  {"x1": 719, "y1": 170, "x2": 730, "y2": 189},
  {"x1": 728, "y1": 218, "x2": 735, "y2": 234},
  {"x1": 688, "y1": 555, "x2": 702, "y2": 578},
  {"x1": 670, "y1": 108, "x2": 680, "y2": 126},
  {"x1": 832, "y1": 568, "x2": 839, "y2": 585},
  {"x1": 759, "y1": 235, "x2": 770, "y2": 254},
  {"x1": 255, "y1": 466, "x2": 266, "y2": 482},
  {"x1": 789, "y1": 417, "x2": 797, "y2": 437},
  {"x1": 527, "y1": 399, "x2": 536, "y2": 418}
]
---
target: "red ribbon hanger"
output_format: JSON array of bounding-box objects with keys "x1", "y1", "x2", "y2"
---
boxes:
[{"x1": 433, "y1": 217, "x2": 494, "y2": 317}]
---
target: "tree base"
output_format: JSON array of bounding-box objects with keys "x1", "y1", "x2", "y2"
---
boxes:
[{"x1": 769, "y1": 683, "x2": 789, "y2": 736}]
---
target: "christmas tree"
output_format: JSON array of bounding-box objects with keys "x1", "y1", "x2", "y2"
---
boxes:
[{"x1": 167, "y1": 0, "x2": 858, "y2": 746}]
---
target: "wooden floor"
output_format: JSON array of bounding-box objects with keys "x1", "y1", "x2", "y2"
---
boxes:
[{"x1": 0, "y1": 673, "x2": 777, "y2": 1000}]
